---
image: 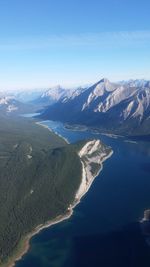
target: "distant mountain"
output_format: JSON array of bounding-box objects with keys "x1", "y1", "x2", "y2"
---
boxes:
[
  {"x1": 33, "y1": 85, "x2": 86, "y2": 107},
  {"x1": 0, "y1": 96, "x2": 36, "y2": 115},
  {"x1": 14, "y1": 89, "x2": 45, "y2": 102},
  {"x1": 0, "y1": 96, "x2": 19, "y2": 113},
  {"x1": 120, "y1": 79, "x2": 150, "y2": 88},
  {"x1": 39, "y1": 78, "x2": 150, "y2": 136},
  {"x1": 0, "y1": 89, "x2": 45, "y2": 103}
]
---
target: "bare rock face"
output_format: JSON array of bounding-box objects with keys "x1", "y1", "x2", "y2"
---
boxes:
[
  {"x1": 40, "y1": 78, "x2": 150, "y2": 135},
  {"x1": 76, "y1": 140, "x2": 112, "y2": 201}
]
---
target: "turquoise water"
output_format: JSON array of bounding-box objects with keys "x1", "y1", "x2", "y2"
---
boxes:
[{"x1": 16, "y1": 120, "x2": 150, "y2": 267}]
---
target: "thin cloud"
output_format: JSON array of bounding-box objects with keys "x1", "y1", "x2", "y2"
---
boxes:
[{"x1": 0, "y1": 30, "x2": 150, "y2": 50}]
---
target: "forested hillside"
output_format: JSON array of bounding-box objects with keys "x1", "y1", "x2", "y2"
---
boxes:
[{"x1": 0, "y1": 115, "x2": 82, "y2": 266}]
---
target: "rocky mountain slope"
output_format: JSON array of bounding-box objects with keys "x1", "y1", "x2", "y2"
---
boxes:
[
  {"x1": 33, "y1": 85, "x2": 86, "y2": 107},
  {"x1": 39, "y1": 78, "x2": 150, "y2": 136}
]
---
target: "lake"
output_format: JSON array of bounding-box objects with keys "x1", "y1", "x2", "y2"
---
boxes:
[{"x1": 16, "y1": 120, "x2": 150, "y2": 267}]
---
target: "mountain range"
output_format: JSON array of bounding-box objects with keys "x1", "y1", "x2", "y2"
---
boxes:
[
  {"x1": 38, "y1": 78, "x2": 150, "y2": 136},
  {"x1": 33, "y1": 85, "x2": 86, "y2": 107},
  {"x1": 1, "y1": 78, "x2": 149, "y2": 136}
]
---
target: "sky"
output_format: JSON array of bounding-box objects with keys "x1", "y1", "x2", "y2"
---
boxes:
[{"x1": 0, "y1": 0, "x2": 150, "y2": 90}]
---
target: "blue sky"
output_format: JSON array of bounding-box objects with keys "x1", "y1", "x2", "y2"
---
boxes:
[{"x1": 0, "y1": 0, "x2": 150, "y2": 90}]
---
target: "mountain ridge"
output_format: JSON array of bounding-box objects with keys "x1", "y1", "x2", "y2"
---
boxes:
[{"x1": 38, "y1": 78, "x2": 150, "y2": 136}]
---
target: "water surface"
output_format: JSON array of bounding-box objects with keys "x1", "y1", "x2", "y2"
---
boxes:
[{"x1": 16, "y1": 120, "x2": 150, "y2": 267}]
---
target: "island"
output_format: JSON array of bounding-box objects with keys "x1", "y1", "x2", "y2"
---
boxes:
[{"x1": 0, "y1": 115, "x2": 113, "y2": 267}]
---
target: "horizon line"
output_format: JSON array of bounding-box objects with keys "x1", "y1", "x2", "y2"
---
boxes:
[{"x1": 0, "y1": 76, "x2": 150, "y2": 91}]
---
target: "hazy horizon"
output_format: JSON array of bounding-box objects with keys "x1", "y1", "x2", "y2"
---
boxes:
[{"x1": 1, "y1": 76, "x2": 150, "y2": 92}]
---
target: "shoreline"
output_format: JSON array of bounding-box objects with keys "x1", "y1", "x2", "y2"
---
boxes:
[
  {"x1": 36, "y1": 121, "x2": 70, "y2": 144},
  {"x1": 6, "y1": 211, "x2": 73, "y2": 267},
  {"x1": 5, "y1": 128, "x2": 113, "y2": 267},
  {"x1": 64, "y1": 123, "x2": 124, "y2": 139}
]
